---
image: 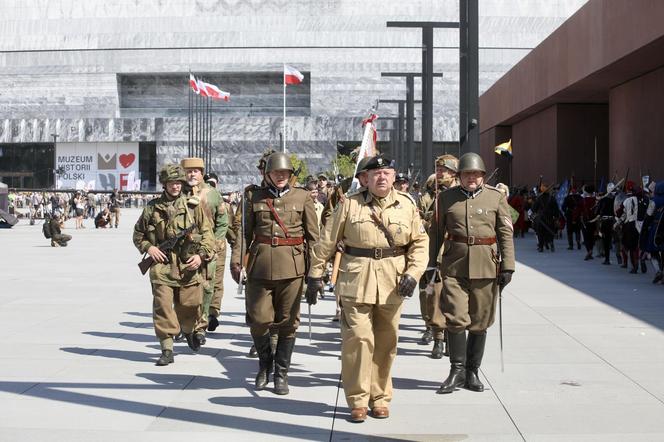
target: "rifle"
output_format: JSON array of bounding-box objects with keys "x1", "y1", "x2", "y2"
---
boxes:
[
  {"x1": 485, "y1": 167, "x2": 500, "y2": 185},
  {"x1": 138, "y1": 225, "x2": 196, "y2": 275}
]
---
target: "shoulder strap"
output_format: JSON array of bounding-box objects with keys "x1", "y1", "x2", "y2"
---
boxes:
[
  {"x1": 265, "y1": 198, "x2": 290, "y2": 238},
  {"x1": 368, "y1": 203, "x2": 395, "y2": 248}
]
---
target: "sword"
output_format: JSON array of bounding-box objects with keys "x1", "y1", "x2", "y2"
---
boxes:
[
  {"x1": 308, "y1": 304, "x2": 312, "y2": 344},
  {"x1": 499, "y1": 285, "x2": 504, "y2": 372}
]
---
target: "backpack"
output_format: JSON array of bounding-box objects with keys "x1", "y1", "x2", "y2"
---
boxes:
[{"x1": 42, "y1": 220, "x2": 52, "y2": 239}]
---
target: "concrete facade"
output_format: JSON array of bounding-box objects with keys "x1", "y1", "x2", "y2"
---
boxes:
[{"x1": 0, "y1": 0, "x2": 587, "y2": 189}]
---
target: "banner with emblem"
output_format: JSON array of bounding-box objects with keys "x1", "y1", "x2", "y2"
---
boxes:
[
  {"x1": 349, "y1": 113, "x2": 378, "y2": 192},
  {"x1": 55, "y1": 142, "x2": 139, "y2": 191}
]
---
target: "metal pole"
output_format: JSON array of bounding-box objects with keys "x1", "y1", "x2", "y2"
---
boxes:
[
  {"x1": 283, "y1": 65, "x2": 287, "y2": 153},
  {"x1": 406, "y1": 76, "x2": 415, "y2": 169},
  {"x1": 459, "y1": 0, "x2": 479, "y2": 155},
  {"x1": 397, "y1": 101, "x2": 405, "y2": 169},
  {"x1": 188, "y1": 82, "x2": 192, "y2": 157},
  {"x1": 422, "y1": 27, "x2": 434, "y2": 176},
  {"x1": 51, "y1": 133, "x2": 59, "y2": 189}
]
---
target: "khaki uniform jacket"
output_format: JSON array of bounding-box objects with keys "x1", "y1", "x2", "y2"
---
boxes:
[
  {"x1": 133, "y1": 193, "x2": 216, "y2": 287},
  {"x1": 431, "y1": 185, "x2": 515, "y2": 279},
  {"x1": 309, "y1": 188, "x2": 429, "y2": 305},
  {"x1": 230, "y1": 186, "x2": 320, "y2": 280},
  {"x1": 189, "y1": 183, "x2": 229, "y2": 255}
]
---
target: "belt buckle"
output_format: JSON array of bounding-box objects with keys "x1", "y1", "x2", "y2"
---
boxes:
[
  {"x1": 271, "y1": 236, "x2": 279, "y2": 246},
  {"x1": 467, "y1": 236, "x2": 475, "y2": 245},
  {"x1": 374, "y1": 248, "x2": 383, "y2": 259}
]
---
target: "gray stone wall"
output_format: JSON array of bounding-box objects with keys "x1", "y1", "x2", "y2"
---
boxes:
[{"x1": 0, "y1": 0, "x2": 587, "y2": 187}]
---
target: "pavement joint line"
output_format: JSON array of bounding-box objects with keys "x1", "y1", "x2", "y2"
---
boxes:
[
  {"x1": 328, "y1": 371, "x2": 343, "y2": 442},
  {"x1": 481, "y1": 369, "x2": 527, "y2": 442},
  {"x1": 511, "y1": 290, "x2": 664, "y2": 406}
]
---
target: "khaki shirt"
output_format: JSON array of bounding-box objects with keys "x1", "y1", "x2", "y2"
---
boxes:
[
  {"x1": 133, "y1": 193, "x2": 216, "y2": 287},
  {"x1": 309, "y1": 188, "x2": 429, "y2": 305},
  {"x1": 430, "y1": 185, "x2": 515, "y2": 279},
  {"x1": 230, "y1": 186, "x2": 320, "y2": 280}
]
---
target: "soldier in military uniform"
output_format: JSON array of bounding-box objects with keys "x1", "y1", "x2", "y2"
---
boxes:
[
  {"x1": 49, "y1": 212, "x2": 72, "y2": 247},
  {"x1": 230, "y1": 153, "x2": 319, "y2": 395},
  {"x1": 133, "y1": 165, "x2": 216, "y2": 366},
  {"x1": 307, "y1": 155, "x2": 428, "y2": 422},
  {"x1": 429, "y1": 153, "x2": 515, "y2": 394},
  {"x1": 419, "y1": 155, "x2": 459, "y2": 359},
  {"x1": 181, "y1": 158, "x2": 229, "y2": 342}
]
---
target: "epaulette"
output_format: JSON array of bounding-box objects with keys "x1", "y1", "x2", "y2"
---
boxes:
[
  {"x1": 244, "y1": 184, "x2": 261, "y2": 193},
  {"x1": 396, "y1": 190, "x2": 417, "y2": 206},
  {"x1": 485, "y1": 184, "x2": 502, "y2": 193}
]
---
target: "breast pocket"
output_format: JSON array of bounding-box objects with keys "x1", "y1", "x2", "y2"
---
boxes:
[
  {"x1": 348, "y1": 216, "x2": 375, "y2": 243},
  {"x1": 388, "y1": 215, "x2": 411, "y2": 245},
  {"x1": 284, "y1": 202, "x2": 304, "y2": 224}
]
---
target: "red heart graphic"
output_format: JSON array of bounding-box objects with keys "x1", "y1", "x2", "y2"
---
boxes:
[{"x1": 119, "y1": 153, "x2": 135, "y2": 168}]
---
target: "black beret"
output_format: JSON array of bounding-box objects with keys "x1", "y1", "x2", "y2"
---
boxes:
[{"x1": 364, "y1": 155, "x2": 395, "y2": 171}]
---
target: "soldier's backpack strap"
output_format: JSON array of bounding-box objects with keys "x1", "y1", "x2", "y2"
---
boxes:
[
  {"x1": 367, "y1": 203, "x2": 395, "y2": 248},
  {"x1": 265, "y1": 198, "x2": 291, "y2": 238}
]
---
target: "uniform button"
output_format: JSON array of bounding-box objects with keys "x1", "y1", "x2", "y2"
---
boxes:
[
  {"x1": 469, "y1": 215, "x2": 473, "y2": 218},
  {"x1": 470, "y1": 226, "x2": 474, "y2": 229}
]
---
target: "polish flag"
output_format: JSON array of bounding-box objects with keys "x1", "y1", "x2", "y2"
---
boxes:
[
  {"x1": 189, "y1": 73, "x2": 201, "y2": 94},
  {"x1": 199, "y1": 81, "x2": 230, "y2": 101},
  {"x1": 284, "y1": 65, "x2": 304, "y2": 85}
]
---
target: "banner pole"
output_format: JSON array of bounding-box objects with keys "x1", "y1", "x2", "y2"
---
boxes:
[{"x1": 283, "y1": 64, "x2": 287, "y2": 153}]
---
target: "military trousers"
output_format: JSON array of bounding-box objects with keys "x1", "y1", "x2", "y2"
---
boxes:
[
  {"x1": 441, "y1": 276, "x2": 497, "y2": 334},
  {"x1": 245, "y1": 276, "x2": 303, "y2": 339},
  {"x1": 194, "y1": 258, "x2": 217, "y2": 333},
  {"x1": 152, "y1": 283, "x2": 202, "y2": 350},
  {"x1": 111, "y1": 208, "x2": 121, "y2": 227},
  {"x1": 340, "y1": 300, "x2": 402, "y2": 409},
  {"x1": 209, "y1": 240, "x2": 227, "y2": 317}
]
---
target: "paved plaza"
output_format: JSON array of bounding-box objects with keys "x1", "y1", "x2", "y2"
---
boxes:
[{"x1": 1, "y1": 208, "x2": 664, "y2": 441}]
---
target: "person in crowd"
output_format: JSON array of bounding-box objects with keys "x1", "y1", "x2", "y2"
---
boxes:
[
  {"x1": 49, "y1": 212, "x2": 72, "y2": 247},
  {"x1": 95, "y1": 207, "x2": 111, "y2": 228},
  {"x1": 562, "y1": 187, "x2": 583, "y2": 250}
]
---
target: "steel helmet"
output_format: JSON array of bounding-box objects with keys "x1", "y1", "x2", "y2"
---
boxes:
[
  {"x1": 457, "y1": 153, "x2": 486, "y2": 174},
  {"x1": 159, "y1": 164, "x2": 187, "y2": 184},
  {"x1": 264, "y1": 153, "x2": 294, "y2": 174}
]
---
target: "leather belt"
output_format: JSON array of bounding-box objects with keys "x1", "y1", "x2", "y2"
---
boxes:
[
  {"x1": 254, "y1": 235, "x2": 304, "y2": 246},
  {"x1": 448, "y1": 234, "x2": 496, "y2": 245},
  {"x1": 345, "y1": 245, "x2": 407, "y2": 259}
]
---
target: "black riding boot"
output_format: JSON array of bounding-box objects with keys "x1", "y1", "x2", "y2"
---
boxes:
[
  {"x1": 274, "y1": 337, "x2": 296, "y2": 395},
  {"x1": 254, "y1": 334, "x2": 273, "y2": 390},
  {"x1": 465, "y1": 332, "x2": 487, "y2": 392},
  {"x1": 436, "y1": 331, "x2": 466, "y2": 394},
  {"x1": 431, "y1": 338, "x2": 445, "y2": 359}
]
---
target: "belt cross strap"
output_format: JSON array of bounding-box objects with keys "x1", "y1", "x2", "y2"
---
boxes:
[
  {"x1": 368, "y1": 203, "x2": 396, "y2": 248},
  {"x1": 345, "y1": 245, "x2": 407, "y2": 259},
  {"x1": 449, "y1": 234, "x2": 496, "y2": 245},
  {"x1": 265, "y1": 198, "x2": 290, "y2": 238}
]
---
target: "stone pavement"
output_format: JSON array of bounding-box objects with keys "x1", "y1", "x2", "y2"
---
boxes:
[{"x1": 1, "y1": 209, "x2": 663, "y2": 441}]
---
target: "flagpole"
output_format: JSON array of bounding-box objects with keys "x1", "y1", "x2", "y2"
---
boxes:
[
  {"x1": 283, "y1": 64, "x2": 287, "y2": 153},
  {"x1": 188, "y1": 73, "x2": 192, "y2": 157}
]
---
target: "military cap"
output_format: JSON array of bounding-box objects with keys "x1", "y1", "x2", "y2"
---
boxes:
[
  {"x1": 159, "y1": 164, "x2": 187, "y2": 184},
  {"x1": 363, "y1": 155, "x2": 395, "y2": 171},
  {"x1": 394, "y1": 172, "x2": 409, "y2": 183},
  {"x1": 435, "y1": 154, "x2": 459, "y2": 173},
  {"x1": 181, "y1": 157, "x2": 205, "y2": 171}
]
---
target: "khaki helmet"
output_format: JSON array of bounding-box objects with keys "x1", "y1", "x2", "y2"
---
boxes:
[
  {"x1": 435, "y1": 154, "x2": 459, "y2": 173},
  {"x1": 457, "y1": 153, "x2": 486, "y2": 173},
  {"x1": 159, "y1": 164, "x2": 187, "y2": 184},
  {"x1": 181, "y1": 157, "x2": 205, "y2": 171},
  {"x1": 264, "y1": 152, "x2": 294, "y2": 174}
]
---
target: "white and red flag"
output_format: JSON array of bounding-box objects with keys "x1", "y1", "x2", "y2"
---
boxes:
[
  {"x1": 189, "y1": 73, "x2": 201, "y2": 94},
  {"x1": 199, "y1": 81, "x2": 230, "y2": 101},
  {"x1": 284, "y1": 65, "x2": 304, "y2": 85}
]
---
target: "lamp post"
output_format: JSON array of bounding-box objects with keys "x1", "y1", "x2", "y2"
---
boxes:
[{"x1": 51, "y1": 133, "x2": 59, "y2": 189}]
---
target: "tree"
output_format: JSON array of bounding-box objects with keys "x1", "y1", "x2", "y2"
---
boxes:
[
  {"x1": 289, "y1": 154, "x2": 309, "y2": 185},
  {"x1": 332, "y1": 154, "x2": 356, "y2": 180}
]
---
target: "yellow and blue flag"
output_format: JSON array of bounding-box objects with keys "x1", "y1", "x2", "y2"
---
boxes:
[{"x1": 494, "y1": 139, "x2": 512, "y2": 157}]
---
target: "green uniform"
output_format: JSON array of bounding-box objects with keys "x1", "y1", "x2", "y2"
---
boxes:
[
  {"x1": 309, "y1": 188, "x2": 428, "y2": 410},
  {"x1": 133, "y1": 192, "x2": 215, "y2": 351},
  {"x1": 430, "y1": 184, "x2": 515, "y2": 332},
  {"x1": 186, "y1": 182, "x2": 229, "y2": 333}
]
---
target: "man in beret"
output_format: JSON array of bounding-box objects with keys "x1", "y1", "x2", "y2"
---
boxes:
[{"x1": 307, "y1": 155, "x2": 428, "y2": 422}]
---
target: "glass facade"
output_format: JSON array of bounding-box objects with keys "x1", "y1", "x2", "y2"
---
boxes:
[{"x1": 0, "y1": 143, "x2": 55, "y2": 189}]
